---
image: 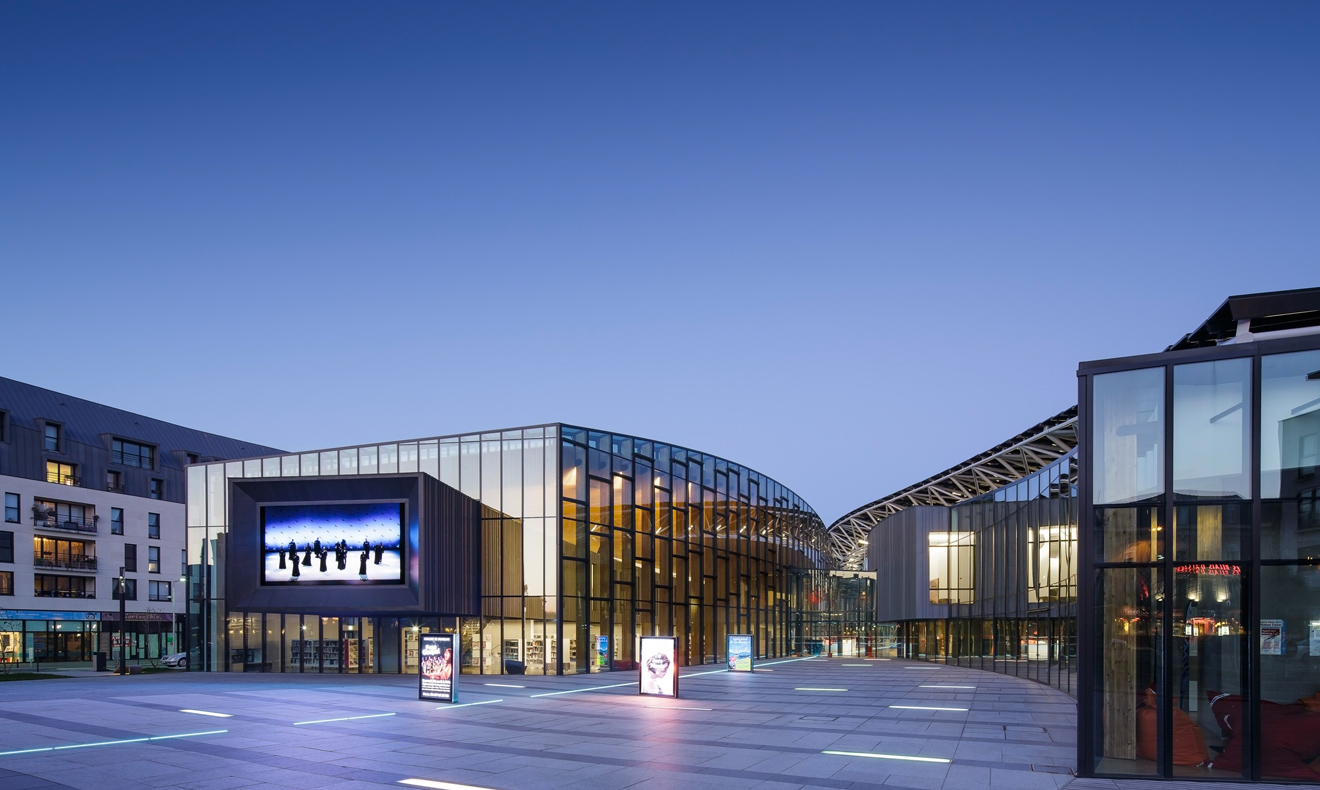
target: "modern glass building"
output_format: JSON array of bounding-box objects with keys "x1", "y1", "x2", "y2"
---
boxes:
[
  {"x1": 187, "y1": 423, "x2": 828, "y2": 675},
  {"x1": 1079, "y1": 288, "x2": 1320, "y2": 782},
  {"x1": 865, "y1": 449, "x2": 1080, "y2": 695}
]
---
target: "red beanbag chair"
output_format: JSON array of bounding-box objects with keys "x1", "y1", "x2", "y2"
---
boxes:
[
  {"x1": 1136, "y1": 688, "x2": 1208, "y2": 766},
  {"x1": 1207, "y1": 691, "x2": 1320, "y2": 779}
]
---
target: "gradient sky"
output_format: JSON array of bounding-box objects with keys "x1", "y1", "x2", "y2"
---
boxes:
[{"x1": 2, "y1": 3, "x2": 1317, "y2": 523}]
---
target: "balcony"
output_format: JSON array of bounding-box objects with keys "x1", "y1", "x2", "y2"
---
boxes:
[
  {"x1": 45, "y1": 471, "x2": 81, "y2": 487},
  {"x1": 33, "y1": 589, "x2": 95, "y2": 599},
  {"x1": 34, "y1": 556, "x2": 98, "y2": 572},
  {"x1": 31, "y1": 513, "x2": 98, "y2": 534},
  {"x1": 105, "y1": 481, "x2": 124, "y2": 493}
]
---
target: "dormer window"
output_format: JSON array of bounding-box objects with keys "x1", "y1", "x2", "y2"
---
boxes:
[
  {"x1": 112, "y1": 439, "x2": 154, "y2": 469},
  {"x1": 44, "y1": 423, "x2": 60, "y2": 452}
]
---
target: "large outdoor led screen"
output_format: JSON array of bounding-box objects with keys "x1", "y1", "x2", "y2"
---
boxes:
[
  {"x1": 261, "y1": 502, "x2": 405, "y2": 585},
  {"x1": 727, "y1": 634, "x2": 754, "y2": 672},
  {"x1": 638, "y1": 636, "x2": 679, "y2": 698}
]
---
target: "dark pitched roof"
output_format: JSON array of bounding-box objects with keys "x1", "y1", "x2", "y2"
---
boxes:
[
  {"x1": 0, "y1": 375, "x2": 284, "y2": 462},
  {"x1": 1169, "y1": 286, "x2": 1320, "y2": 350}
]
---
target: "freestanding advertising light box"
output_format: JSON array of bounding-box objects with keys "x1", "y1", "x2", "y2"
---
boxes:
[
  {"x1": 638, "y1": 636, "x2": 679, "y2": 698},
  {"x1": 419, "y1": 633, "x2": 457, "y2": 702},
  {"x1": 727, "y1": 634, "x2": 754, "y2": 672}
]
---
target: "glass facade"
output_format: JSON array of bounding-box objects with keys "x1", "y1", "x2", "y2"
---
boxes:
[
  {"x1": 874, "y1": 452, "x2": 1079, "y2": 695},
  {"x1": 1081, "y1": 340, "x2": 1320, "y2": 782},
  {"x1": 187, "y1": 424, "x2": 828, "y2": 674}
]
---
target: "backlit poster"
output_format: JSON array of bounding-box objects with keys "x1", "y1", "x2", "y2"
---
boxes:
[
  {"x1": 419, "y1": 633, "x2": 457, "y2": 702},
  {"x1": 1261, "y1": 619, "x2": 1285, "y2": 656},
  {"x1": 596, "y1": 635, "x2": 610, "y2": 669},
  {"x1": 727, "y1": 634, "x2": 754, "y2": 672},
  {"x1": 638, "y1": 636, "x2": 679, "y2": 698}
]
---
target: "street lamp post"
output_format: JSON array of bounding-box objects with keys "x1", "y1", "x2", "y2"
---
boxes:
[{"x1": 117, "y1": 566, "x2": 127, "y2": 674}]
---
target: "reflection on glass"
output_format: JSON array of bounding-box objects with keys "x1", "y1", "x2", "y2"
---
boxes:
[
  {"x1": 1174, "y1": 504, "x2": 1245, "y2": 562},
  {"x1": 1028, "y1": 526, "x2": 1077, "y2": 603},
  {"x1": 1173, "y1": 567, "x2": 1244, "y2": 777},
  {"x1": 1093, "y1": 368, "x2": 1165, "y2": 505},
  {"x1": 1262, "y1": 350, "x2": 1320, "y2": 499},
  {"x1": 1263, "y1": 501, "x2": 1320, "y2": 561},
  {"x1": 339, "y1": 448, "x2": 358, "y2": 475},
  {"x1": 1174, "y1": 358, "x2": 1251, "y2": 500},
  {"x1": 1096, "y1": 506, "x2": 1164, "y2": 563},
  {"x1": 1094, "y1": 566, "x2": 1161, "y2": 775},
  {"x1": 1259, "y1": 565, "x2": 1320, "y2": 782}
]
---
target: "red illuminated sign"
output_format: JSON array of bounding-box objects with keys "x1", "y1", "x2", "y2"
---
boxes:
[{"x1": 1174, "y1": 563, "x2": 1240, "y2": 576}]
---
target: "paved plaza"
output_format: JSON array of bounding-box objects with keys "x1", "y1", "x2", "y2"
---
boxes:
[{"x1": 0, "y1": 657, "x2": 1270, "y2": 790}]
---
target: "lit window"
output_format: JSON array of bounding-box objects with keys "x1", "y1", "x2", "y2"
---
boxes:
[
  {"x1": 928, "y1": 531, "x2": 974, "y2": 604},
  {"x1": 46, "y1": 461, "x2": 77, "y2": 486}
]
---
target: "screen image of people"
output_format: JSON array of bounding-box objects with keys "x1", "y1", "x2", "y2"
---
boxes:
[
  {"x1": 419, "y1": 634, "x2": 455, "y2": 702},
  {"x1": 261, "y1": 502, "x2": 404, "y2": 585},
  {"x1": 639, "y1": 637, "x2": 678, "y2": 697},
  {"x1": 727, "y1": 634, "x2": 753, "y2": 672}
]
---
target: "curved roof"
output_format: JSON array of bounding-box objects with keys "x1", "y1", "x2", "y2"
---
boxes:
[{"x1": 826, "y1": 406, "x2": 1078, "y2": 569}]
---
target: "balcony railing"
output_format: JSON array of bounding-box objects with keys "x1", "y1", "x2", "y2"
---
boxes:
[
  {"x1": 33, "y1": 589, "x2": 95, "y2": 599},
  {"x1": 45, "y1": 471, "x2": 81, "y2": 487},
  {"x1": 105, "y1": 481, "x2": 124, "y2": 493},
  {"x1": 34, "y1": 556, "x2": 98, "y2": 571},
  {"x1": 31, "y1": 513, "x2": 98, "y2": 534}
]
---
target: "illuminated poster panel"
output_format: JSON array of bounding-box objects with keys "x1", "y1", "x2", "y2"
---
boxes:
[
  {"x1": 595, "y1": 635, "x2": 610, "y2": 670},
  {"x1": 727, "y1": 634, "x2": 754, "y2": 672},
  {"x1": 638, "y1": 636, "x2": 679, "y2": 698},
  {"x1": 419, "y1": 633, "x2": 457, "y2": 702},
  {"x1": 261, "y1": 502, "x2": 404, "y2": 585}
]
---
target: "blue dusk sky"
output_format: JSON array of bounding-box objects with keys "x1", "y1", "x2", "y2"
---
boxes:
[{"x1": 1, "y1": 3, "x2": 1317, "y2": 523}]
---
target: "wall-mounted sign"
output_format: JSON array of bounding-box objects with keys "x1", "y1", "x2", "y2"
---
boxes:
[
  {"x1": 727, "y1": 634, "x2": 754, "y2": 672},
  {"x1": 0, "y1": 610, "x2": 100, "y2": 621},
  {"x1": 1261, "y1": 619, "x2": 1285, "y2": 656},
  {"x1": 639, "y1": 636, "x2": 679, "y2": 698},
  {"x1": 419, "y1": 633, "x2": 457, "y2": 702}
]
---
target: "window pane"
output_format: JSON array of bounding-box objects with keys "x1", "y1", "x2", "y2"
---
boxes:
[
  {"x1": 1261, "y1": 349, "x2": 1320, "y2": 499},
  {"x1": 1173, "y1": 358, "x2": 1251, "y2": 500},
  {"x1": 378, "y1": 444, "x2": 398, "y2": 474},
  {"x1": 320, "y1": 451, "x2": 339, "y2": 476},
  {"x1": 1256, "y1": 565, "x2": 1320, "y2": 781},
  {"x1": 359, "y1": 446, "x2": 378, "y2": 474},
  {"x1": 1093, "y1": 368, "x2": 1165, "y2": 505},
  {"x1": 339, "y1": 448, "x2": 358, "y2": 475},
  {"x1": 1174, "y1": 565, "x2": 1244, "y2": 778},
  {"x1": 1262, "y1": 500, "x2": 1320, "y2": 561},
  {"x1": 1092, "y1": 566, "x2": 1162, "y2": 776},
  {"x1": 1095, "y1": 505, "x2": 1164, "y2": 563},
  {"x1": 300, "y1": 453, "x2": 319, "y2": 476},
  {"x1": 1174, "y1": 504, "x2": 1246, "y2": 562}
]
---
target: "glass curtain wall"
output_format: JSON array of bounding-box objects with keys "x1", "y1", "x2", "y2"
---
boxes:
[
  {"x1": 1084, "y1": 343, "x2": 1320, "y2": 782},
  {"x1": 188, "y1": 423, "x2": 827, "y2": 675}
]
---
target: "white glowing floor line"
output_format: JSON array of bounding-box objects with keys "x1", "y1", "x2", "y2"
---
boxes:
[
  {"x1": 889, "y1": 705, "x2": 968, "y2": 711},
  {"x1": 795, "y1": 687, "x2": 847, "y2": 692},
  {"x1": 823, "y1": 750, "x2": 951, "y2": 763},
  {"x1": 400, "y1": 779, "x2": 500, "y2": 790},
  {"x1": 529, "y1": 682, "x2": 635, "y2": 697},
  {"x1": 179, "y1": 709, "x2": 232, "y2": 718},
  {"x1": 294, "y1": 712, "x2": 396, "y2": 725},
  {"x1": 0, "y1": 730, "x2": 227, "y2": 757},
  {"x1": 920, "y1": 685, "x2": 976, "y2": 689},
  {"x1": 483, "y1": 683, "x2": 525, "y2": 688},
  {"x1": 437, "y1": 699, "x2": 503, "y2": 709},
  {"x1": 649, "y1": 705, "x2": 713, "y2": 711}
]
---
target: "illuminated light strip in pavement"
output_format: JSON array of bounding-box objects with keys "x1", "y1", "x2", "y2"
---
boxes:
[
  {"x1": 649, "y1": 705, "x2": 713, "y2": 711},
  {"x1": 889, "y1": 705, "x2": 968, "y2": 711},
  {"x1": 294, "y1": 713, "x2": 396, "y2": 726},
  {"x1": 920, "y1": 685, "x2": 976, "y2": 689},
  {"x1": 795, "y1": 687, "x2": 847, "y2": 692},
  {"x1": 822, "y1": 750, "x2": 951, "y2": 763},
  {"x1": 483, "y1": 683, "x2": 525, "y2": 688},
  {"x1": 904, "y1": 666, "x2": 938, "y2": 669},
  {"x1": 840, "y1": 663, "x2": 872, "y2": 666},
  {"x1": 756, "y1": 656, "x2": 820, "y2": 666},
  {"x1": 179, "y1": 709, "x2": 232, "y2": 718},
  {"x1": 529, "y1": 682, "x2": 635, "y2": 697},
  {"x1": 400, "y1": 779, "x2": 500, "y2": 790},
  {"x1": 0, "y1": 730, "x2": 228, "y2": 757},
  {"x1": 437, "y1": 699, "x2": 503, "y2": 710},
  {"x1": 864, "y1": 658, "x2": 891, "y2": 661}
]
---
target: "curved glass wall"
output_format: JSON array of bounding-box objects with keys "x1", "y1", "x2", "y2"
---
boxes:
[{"x1": 186, "y1": 423, "x2": 827, "y2": 675}]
